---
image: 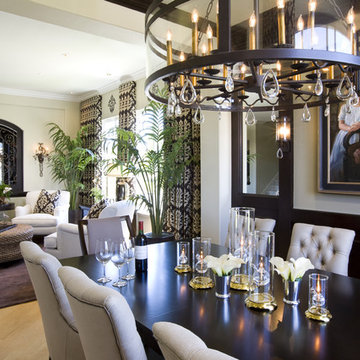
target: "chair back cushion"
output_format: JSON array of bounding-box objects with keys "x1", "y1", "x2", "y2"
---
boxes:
[
  {"x1": 99, "y1": 200, "x2": 135, "y2": 221},
  {"x1": 152, "y1": 322, "x2": 237, "y2": 360},
  {"x1": 255, "y1": 218, "x2": 276, "y2": 232},
  {"x1": 26, "y1": 190, "x2": 70, "y2": 212},
  {"x1": 58, "y1": 266, "x2": 147, "y2": 360},
  {"x1": 86, "y1": 217, "x2": 125, "y2": 254},
  {"x1": 287, "y1": 223, "x2": 355, "y2": 276},
  {"x1": 20, "y1": 241, "x2": 84, "y2": 360}
]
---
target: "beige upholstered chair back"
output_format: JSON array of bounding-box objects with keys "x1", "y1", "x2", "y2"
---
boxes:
[
  {"x1": 255, "y1": 218, "x2": 276, "y2": 232},
  {"x1": 152, "y1": 322, "x2": 237, "y2": 360},
  {"x1": 58, "y1": 266, "x2": 147, "y2": 360},
  {"x1": 20, "y1": 241, "x2": 85, "y2": 360},
  {"x1": 287, "y1": 223, "x2": 355, "y2": 276},
  {"x1": 78, "y1": 216, "x2": 134, "y2": 255}
]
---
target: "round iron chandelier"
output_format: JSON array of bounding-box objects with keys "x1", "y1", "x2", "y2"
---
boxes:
[{"x1": 145, "y1": 0, "x2": 360, "y2": 123}]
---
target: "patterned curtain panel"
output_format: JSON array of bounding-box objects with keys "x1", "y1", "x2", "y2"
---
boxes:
[
  {"x1": 119, "y1": 81, "x2": 137, "y2": 194},
  {"x1": 119, "y1": 81, "x2": 136, "y2": 131},
  {"x1": 79, "y1": 95, "x2": 102, "y2": 207},
  {"x1": 165, "y1": 110, "x2": 201, "y2": 240}
]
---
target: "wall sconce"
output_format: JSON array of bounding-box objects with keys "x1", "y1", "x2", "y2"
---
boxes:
[
  {"x1": 33, "y1": 143, "x2": 50, "y2": 177},
  {"x1": 276, "y1": 116, "x2": 291, "y2": 159}
]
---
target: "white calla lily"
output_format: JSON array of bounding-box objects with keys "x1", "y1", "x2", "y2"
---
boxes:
[
  {"x1": 270, "y1": 256, "x2": 314, "y2": 281},
  {"x1": 204, "y1": 254, "x2": 244, "y2": 276}
]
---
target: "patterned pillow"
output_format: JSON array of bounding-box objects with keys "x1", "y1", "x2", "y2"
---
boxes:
[
  {"x1": 33, "y1": 190, "x2": 61, "y2": 215},
  {"x1": 87, "y1": 199, "x2": 109, "y2": 219}
]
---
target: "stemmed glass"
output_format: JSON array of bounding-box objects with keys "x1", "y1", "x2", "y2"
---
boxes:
[
  {"x1": 122, "y1": 237, "x2": 136, "y2": 281},
  {"x1": 111, "y1": 241, "x2": 127, "y2": 288},
  {"x1": 95, "y1": 239, "x2": 112, "y2": 283}
]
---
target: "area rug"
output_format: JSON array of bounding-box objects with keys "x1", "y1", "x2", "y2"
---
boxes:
[{"x1": 0, "y1": 259, "x2": 35, "y2": 308}]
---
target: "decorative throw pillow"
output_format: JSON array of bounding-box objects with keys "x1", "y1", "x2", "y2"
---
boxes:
[
  {"x1": 87, "y1": 199, "x2": 109, "y2": 219},
  {"x1": 33, "y1": 189, "x2": 61, "y2": 215}
]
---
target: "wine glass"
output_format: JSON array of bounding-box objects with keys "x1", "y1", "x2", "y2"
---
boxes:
[
  {"x1": 111, "y1": 241, "x2": 127, "y2": 288},
  {"x1": 122, "y1": 237, "x2": 136, "y2": 281},
  {"x1": 95, "y1": 239, "x2": 112, "y2": 283}
]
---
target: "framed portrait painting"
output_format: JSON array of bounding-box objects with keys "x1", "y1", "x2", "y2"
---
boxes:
[{"x1": 319, "y1": 101, "x2": 360, "y2": 194}]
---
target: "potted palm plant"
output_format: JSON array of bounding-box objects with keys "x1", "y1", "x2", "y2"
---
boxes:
[
  {"x1": 106, "y1": 92, "x2": 189, "y2": 239},
  {"x1": 47, "y1": 123, "x2": 96, "y2": 221}
]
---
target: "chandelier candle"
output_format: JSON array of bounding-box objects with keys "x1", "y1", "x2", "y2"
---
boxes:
[
  {"x1": 135, "y1": 221, "x2": 148, "y2": 273},
  {"x1": 249, "y1": 11, "x2": 256, "y2": 50},
  {"x1": 347, "y1": 7, "x2": 356, "y2": 55},
  {"x1": 166, "y1": 30, "x2": 173, "y2": 65},
  {"x1": 179, "y1": 52, "x2": 185, "y2": 86},
  {"x1": 277, "y1": 0, "x2": 286, "y2": 45},
  {"x1": 191, "y1": 9, "x2": 198, "y2": 55},
  {"x1": 308, "y1": 0, "x2": 317, "y2": 47}
]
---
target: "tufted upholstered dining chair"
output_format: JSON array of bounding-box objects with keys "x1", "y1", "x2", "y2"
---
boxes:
[
  {"x1": 20, "y1": 241, "x2": 85, "y2": 360},
  {"x1": 287, "y1": 223, "x2": 355, "y2": 276},
  {"x1": 58, "y1": 266, "x2": 147, "y2": 360},
  {"x1": 152, "y1": 322, "x2": 237, "y2": 360}
]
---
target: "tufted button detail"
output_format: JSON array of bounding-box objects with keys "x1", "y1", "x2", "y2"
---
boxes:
[{"x1": 321, "y1": 259, "x2": 325, "y2": 266}]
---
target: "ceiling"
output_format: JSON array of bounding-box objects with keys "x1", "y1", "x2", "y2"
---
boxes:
[{"x1": 0, "y1": 1, "x2": 147, "y2": 102}]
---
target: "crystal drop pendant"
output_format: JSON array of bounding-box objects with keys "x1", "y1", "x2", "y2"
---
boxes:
[
  {"x1": 225, "y1": 73, "x2": 234, "y2": 92},
  {"x1": 302, "y1": 103, "x2": 311, "y2": 122},
  {"x1": 166, "y1": 104, "x2": 174, "y2": 117},
  {"x1": 324, "y1": 104, "x2": 330, "y2": 117},
  {"x1": 180, "y1": 78, "x2": 197, "y2": 105},
  {"x1": 245, "y1": 108, "x2": 256, "y2": 126},
  {"x1": 276, "y1": 148, "x2": 284, "y2": 159},
  {"x1": 350, "y1": 87, "x2": 359, "y2": 106},
  {"x1": 314, "y1": 72, "x2": 323, "y2": 96},
  {"x1": 175, "y1": 101, "x2": 182, "y2": 117},
  {"x1": 271, "y1": 106, "x2": 276, "y2": 122},
  {"x1": 193, "y1": 105, "x2": 205, "y2": 124},
  {"x1": 261, "y1": 69, "x2": 280, "y2": 99},
  {"x1": 336, "y1": 74, "x2": 353, "y2": 100}
]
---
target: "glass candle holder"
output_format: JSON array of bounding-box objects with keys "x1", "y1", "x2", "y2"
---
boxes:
[
  {"x1": 189, "y1": 237, "x2": 214, "y2": 289},
  {"x1": 305, "y1": 273, "x2": 332, "y2": 322},
  {"x1": 245, "y1": 230, "x2": 277, "y2": 311},
  {"x1": 228, "y1": 207, "x2": 255, "y2": 291},
  {"x1": 175, "y1": 241, "x2": 191, "y2": 273}
]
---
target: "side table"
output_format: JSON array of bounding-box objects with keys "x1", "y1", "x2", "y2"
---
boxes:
[{"x1": 0, "y1": 224, "x2": 34, "y2": 263}]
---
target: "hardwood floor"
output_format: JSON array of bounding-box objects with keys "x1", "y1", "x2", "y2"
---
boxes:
[{"x1": 0, "y1": 301, "x2": 48, "y2": 360}]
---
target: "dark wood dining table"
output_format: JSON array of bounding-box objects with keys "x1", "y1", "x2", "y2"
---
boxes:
[{"x1": 61, "y1": 241, "x2": 360, "y2": 360}]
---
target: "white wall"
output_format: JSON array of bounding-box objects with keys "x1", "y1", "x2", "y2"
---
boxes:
[
  {"x1": 0, "y1": 93, "x2": 80, "y2": 204},
  {"x1": 201, "y1": 111, "x2": 231, "y2": 245},
  {"x1": 294, "y1": 106, "x2": 360, "y2": 215}
]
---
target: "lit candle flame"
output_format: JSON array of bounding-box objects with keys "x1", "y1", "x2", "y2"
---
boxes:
[
  {"x1": 241, "y1": 64, "x2": 246, "y2": 74},
  {"x1": 347, "y1": 6, "x2": 355, "y2": 25},
  {"x1": 206, "y1": 25, "x2": 213, "y2": 39},
  {"x1": 297, "y1": 14, "x2": 304, "y2": 31},
  {"x1": 249, "y1": 11, "x2": 256, "y2": 28},
  {"x1": 191, "y1": 9, "x2": 199, "y2": 23},
  {"x1": 167, "y1": 30, "x2": 172, "y2": 41},
  {"x1": 179, "y1": 52, "x2": 185, "y2": 62},
  {"x1": 316, "y1": 275, "x2": 321, "y2": 294},
  {"x1": 276, "y1": 60, "x2": 281, "y2": 73},
  {"x1": 277, "y1": 0, "x2": 285, "y2": 9},
  {"x1": 308, "y1": 0, "x2": 317, "y2": 13}
]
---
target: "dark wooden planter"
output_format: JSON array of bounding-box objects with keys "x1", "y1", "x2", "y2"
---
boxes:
[{"x1": 145, "y1": 232, "x2": 174, "y2": 244}]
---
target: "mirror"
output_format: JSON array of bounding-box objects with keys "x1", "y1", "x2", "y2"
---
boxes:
[
  {"x1": 0, "y1": 120, "x2": 23, "y2": 195},
  {"x1": 243, "y1": 111, "x2": 279, "y2": 196}
]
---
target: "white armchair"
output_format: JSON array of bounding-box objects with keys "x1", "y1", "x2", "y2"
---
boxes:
[
  {"x1": 44, "y1": 200, "x2": 136, "y2": 259},
  {"x1": 12, "y1": 190, "x2": 70, "y2": 235}
]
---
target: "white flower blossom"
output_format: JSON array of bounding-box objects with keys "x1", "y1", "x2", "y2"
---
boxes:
[
  {"x1": 270, "y1": 256, "x2": 314, "y2": 281},
  {"x1": 205, "y1": 254, "x2": 244, "y2": 276}
]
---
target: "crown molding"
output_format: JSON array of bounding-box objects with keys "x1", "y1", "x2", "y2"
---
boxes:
[
  {"x1": 0, "y1": 86, "x2": 81, "y2": 102},
  {"x1": 0, "y1": 67, "x2": 146, "y2": 103}
]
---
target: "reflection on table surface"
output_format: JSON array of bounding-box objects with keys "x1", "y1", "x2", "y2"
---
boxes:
[{"x1": 61, "y1": 241, "x2": 360, "y2": 360}]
